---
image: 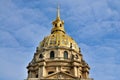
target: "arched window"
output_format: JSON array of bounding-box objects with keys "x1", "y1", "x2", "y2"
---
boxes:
[
  {"x1": 50, "y1": 51, "x2": 54, "y2": 59},
  {"x1": 64, "y1": 51, "x2": 68, "y2": 59},
  {"x1": 55, "y1": 24, "x2": 57, "y2": 27},
  {"x1": 39, "y1": 54, "x2": 43, "y2": 58}
]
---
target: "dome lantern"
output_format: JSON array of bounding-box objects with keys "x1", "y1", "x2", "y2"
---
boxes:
[{"x1": 51, "y1": 6, "x2": 65, "y2": 34}]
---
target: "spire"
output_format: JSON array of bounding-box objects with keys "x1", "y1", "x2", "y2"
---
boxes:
[
  {"x1": 51, "y1": 5, "x2": 65, "y2": 34},
  {"x1": 56, "y1": 4, "x2": 60, "y2": 20}
]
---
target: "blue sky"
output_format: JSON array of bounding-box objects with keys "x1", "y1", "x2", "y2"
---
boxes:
[{"x1": 0, "y1": 0, "x2": 120, "y2": 80}]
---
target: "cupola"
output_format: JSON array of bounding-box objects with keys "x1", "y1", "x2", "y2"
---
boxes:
[{"x1": 51, "y1": 5, "x2": 65, "y2": 34}]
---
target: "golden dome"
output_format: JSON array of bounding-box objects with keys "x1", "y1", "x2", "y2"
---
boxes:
[{"x1": 38, "y1": 6, "x2": 79, "y2": 52}]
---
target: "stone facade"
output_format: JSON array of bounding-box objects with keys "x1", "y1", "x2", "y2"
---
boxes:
[{"x1": 26, "y1": 6, "x2": 93, "y2": 80}]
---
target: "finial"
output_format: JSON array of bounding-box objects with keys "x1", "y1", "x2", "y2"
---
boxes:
[{"x1": 57, "y1": 4, "x2": 60, "y2": 19}]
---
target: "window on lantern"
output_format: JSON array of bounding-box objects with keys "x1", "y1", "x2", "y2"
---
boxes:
[
  {"x1": 64, "y1": 51, "x2": 68, "y2": 59},
  {"x1": 60, "y1": 24, "x2": 62, "y2": 27},
  {"x1": 50, "y1": 51, "x2": 55, "y2": 59},
  {"x1": 55, "y1": 24, "x2": 57, "y2": 27}
]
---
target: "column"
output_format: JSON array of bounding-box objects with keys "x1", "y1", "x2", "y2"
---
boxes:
[
  {"x1": 56, "y1": 67, "x2": 59, "y2": 72},
  {"x1": 74, "y1": 66, "x2": 77, "y2": 77}
]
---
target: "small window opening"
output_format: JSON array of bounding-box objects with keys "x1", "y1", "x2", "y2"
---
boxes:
[
  {"x1": 76, "y1": 55, "x2": 78, "y2": 59},
  {"x1": 52, "y1": 35, "x2": 54, "y2": 37},
  {"x1": 80, "y1": 75, "x2": 81, "y2": 78},
  {"x1": 36, "y1": 74, "x2": 38, "y2": 78},
  {"x1": 60, "y1": 24, "x2": 62, "y2": 27},
  {"x1": 65, "y1": 71, "x2": 70, "y2": 74},
  {"x1": 48, "y1": 71, "x2": 54, "y2": 74},
  {"x1": 55, "y1": 24, "x2": 57, "y2": 27},
  {"x1": 39, "y1": 54, "x2": 43, "y2": 58},
  {"x1": 70, "y1": 43, "x2": 72, "y2": 48}
]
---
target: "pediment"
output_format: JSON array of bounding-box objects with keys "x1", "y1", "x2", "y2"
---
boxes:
[{"x1": 44, "y1": 71, "x2": 77, "y2": 79}]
